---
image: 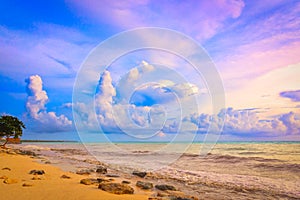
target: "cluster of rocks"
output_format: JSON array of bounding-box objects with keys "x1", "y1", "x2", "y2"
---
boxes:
[
  {"x1": 76, "y1": 165, "x2": 109, "y2": 175},
  {"x1": 29, "y1": 169, "x2": 46, "y2": 181},
  {"x1": 0, "y1": 147, "x2": 199, "y2": 199},
  {"x1": 29, "y1": 169, "x2": 45, "y2": 175},
  {"x1": 80, "y1": 177, "x2": 134, "y2": 194},
  {"x1": 77, "y1": 169, "x2": 198, "y2": 199},
  {"x1": 132, "y1": 171, "x2": 198, "y2": 200}
]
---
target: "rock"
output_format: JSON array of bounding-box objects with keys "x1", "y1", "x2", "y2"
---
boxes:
[
  {"x1": 80, "y1": 178, "x2": 99, "y2": 185},
  {"x1": 98, "y1": 183, "x2": 134, "y2": 194},
  {"x1": 20, "y1": 150, "x2": 36, "y2": 156},
  {"x1": 157, "y1": 192, "x2": 168, "y2": 197},
  {"x1": 96, "y1": 165, "x2": 107, "y2": 174},
  {"x1": 22, "y1": 183, "x2": 33, "y2": 187},
  {"x1": 106, "y1": 174, "x2": 120, "y2": 178},
  {"x1": 29, "y1": 170, "x2": 45, "y2": 175},
  {"x1": 97, "y1": 178, "x2": 111, "y2": 183},
  {"x1": 31, "y1": 176, "x2": 45, "y2": 180},
  {"x1": 76, "y1": 169, "x2": 94, "y2": 175},
  {"x1": 45, "y1": 161, "x2": 51, "y2": 164},
  {"x1": 157, "y1": 191, "x2": 198, "y2": 200},
  {"x1": 132, "y1": 170, "x2": 147, "y2": 178},
  {"x1": 155, "y1": 184, "x2": 177, "y2": 191},
  {"x1": 2, "y1": 167, "x2": 11, "y2": 171},
  {"x1": 169, "y1": 196, "x2": 198, "y2": 200},
  {"x1": 60, "y1": 174, "x2": 71, "y2": 179},
  {"x1": 136, "y1": 181, "x2": 153, "y2": 190},
  {"x1": 122, "y1": 180, "x2": 131, "y2": 184},
  {"x1": 3, "y1": 178, "x2": 18, "y2": 184}
]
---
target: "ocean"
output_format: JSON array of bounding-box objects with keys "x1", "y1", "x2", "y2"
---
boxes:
[{"x1": 12, "y1": 142, "x2": 300, "y2": 199}]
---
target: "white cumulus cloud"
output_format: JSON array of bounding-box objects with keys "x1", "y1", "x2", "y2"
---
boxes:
[
  {"x1": 26, "y1": 75, "x2": 72, "y2": 132},
  {"x1": 185, "y1": 107, "x2": 299, "y2": 136},
  {"x1": 95, "y1": 70, "x2": 116, "y2": 128}
]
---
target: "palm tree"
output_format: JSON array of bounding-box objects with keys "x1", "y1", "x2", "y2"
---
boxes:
[{"x1": 0, "y1": 115, "x2": 25, "y2": 148}]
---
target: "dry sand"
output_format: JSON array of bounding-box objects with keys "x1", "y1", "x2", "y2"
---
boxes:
[{"x1": 0, "y1": 150, "x2": 148, "y2": 200}]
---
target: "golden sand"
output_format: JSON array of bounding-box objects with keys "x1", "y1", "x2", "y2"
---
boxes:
[{"x1": 0, "y1": 152, "x2": 148, "y2": 200}]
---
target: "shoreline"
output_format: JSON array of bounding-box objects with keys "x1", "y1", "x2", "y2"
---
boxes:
[
  {"x1": 0, "y1": 147, "x2": 200, "y2": 200},
  {"x1": 0, "y1": 147, "x2": 150, "y2": 200},
  {"x1": 1, "y1": 144, "x2": 299, "y2": 200}
]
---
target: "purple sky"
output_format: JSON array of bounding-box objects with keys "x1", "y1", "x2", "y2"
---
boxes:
[{"x1": 0, "y1": 0, "x2": 299, "y2": 141}]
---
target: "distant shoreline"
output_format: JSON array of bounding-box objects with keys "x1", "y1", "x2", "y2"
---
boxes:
[
  {"x1": 21, "y1": 140, "x2": 79, "y2": 143},
  {"x1": 19, "y1": 140, "x2": 300, "y2": 144}
]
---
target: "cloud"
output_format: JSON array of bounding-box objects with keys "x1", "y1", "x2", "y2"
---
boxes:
[
  {"x1": 130, "y1": 84, "x2": 176, "y2": 106},
  {"x1": 185, "y1": 107, "x2": 300, "y2": 136},
  {"x1": 280, "y1": 90, "x2": 300, "y2": 102},
  {"x1": 0, "y1": 25, "x2": 94, "y2": 90},
  {"x1": 128, "y1": 105, "x2": 151, "y2": 127},
  {"x1": 67, "y1": 0, "x2": 245, "y2": 41},
  {"x1": 25, "y1": 75, "x2": 72, "y2": 132},
  {"x1": 127, "y1": 61, "x2": 155, "y2": 82},
  {"x1": 76, "y1": 65, "x2": 197, "y2": 133},
  {"x1": 75, "y1": 67, "x2": 300, "y2": 137},
  {"x1": 279, "y1": 112, "x2": 300, "y2": 135},
  {"x1": 120, "y1": 61, "x2": 201, "y2": 107},
  {"x1": 210, "y1": 1, "x2": 300, "y2": 88},
  {"x1": 95, "y1": 70, "x2": 117, "y2": 128}
]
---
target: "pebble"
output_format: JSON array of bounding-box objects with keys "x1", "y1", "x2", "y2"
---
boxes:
[
  {"x1": 22, "y1": 183, "x2": 33, "y2": 187},
  {"x1": 60, "y1": 174, "x2": 71, "y2": 179}
]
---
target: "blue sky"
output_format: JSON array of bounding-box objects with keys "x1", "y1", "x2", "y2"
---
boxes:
[{"x1": 0, "y1": 0, "x2": 299, "y2": 141}]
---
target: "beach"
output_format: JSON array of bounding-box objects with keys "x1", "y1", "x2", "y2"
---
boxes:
[
  {"x1": 0, "y1": 148, "x2": 149, "y2": 200},
  {"x1": 0, "y1": 142, "x2": 299, "y2": 200}
]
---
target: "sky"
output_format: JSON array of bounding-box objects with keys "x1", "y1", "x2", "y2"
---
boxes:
[{"x1": 0, "y1": 0, "x2": 299, "y2": 142}]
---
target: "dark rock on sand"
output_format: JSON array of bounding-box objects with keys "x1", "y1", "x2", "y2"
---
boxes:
[
  {"x1": 29, "y1": 170, "x2": 45, "y2": 175},
  {"x1": 136, "y1": 181, "x2": 153, "y2": 190},
  {"x1": 31, "y1": 176, "x2": 44, "y2": 180},
  {"x1": 122, "y1": 180, "x2": 131, "y2": 184},
  {"x1": 98, "y1": 183, "x2": 134, "y2": 194},
  {"x1": 97, "y1": 178, "x2": 111, "y2": 183},
  {"x1": 96, "y1": 165, "x2": 107, "y2": 174},
  {"x1": 155, "y1": 184, "x2": 177, "y2": 191},
  {"x1": 76, "y1": 169, "x2": 94, "y2": 175},
  {"x1": 106, "y1": 174, "x2": 120, "y2": 178},
  {"x1": 20, "y1": 150, "x2": 36, "y2": 156},
  {"x1": 156, "y1": 191, "x2": 198, "y2": 200},
  {"x1": 60, "y1": 174, "x2": 71, "y2": 179},
  {"x1": 22, "y1": 183, "x2": 33, "y2": 187},
  {"x1": 2, "y1": 167, "x2": 11, "y2": 171},
  {"x1": 132, "y1": 170, "x2": 147, "y2": 178},
  {"x1": 80, "y1": 178, "x2": 99, "y2": 185}
]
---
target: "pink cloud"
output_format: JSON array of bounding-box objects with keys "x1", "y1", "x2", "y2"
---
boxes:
[
  {"x1": 67, "y1": 0, "x2": 245, "y2": 41},
  {"x1": 210, "y1": 2, "x2": 300, "y2": 89}
]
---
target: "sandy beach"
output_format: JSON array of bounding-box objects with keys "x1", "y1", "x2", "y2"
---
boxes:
[
  {"x1": 0, "y1": 148, "x2": 149, "y2": 200},
  {"x1": 1, "y1": 143, "x2": 299, "y2": 200}
]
